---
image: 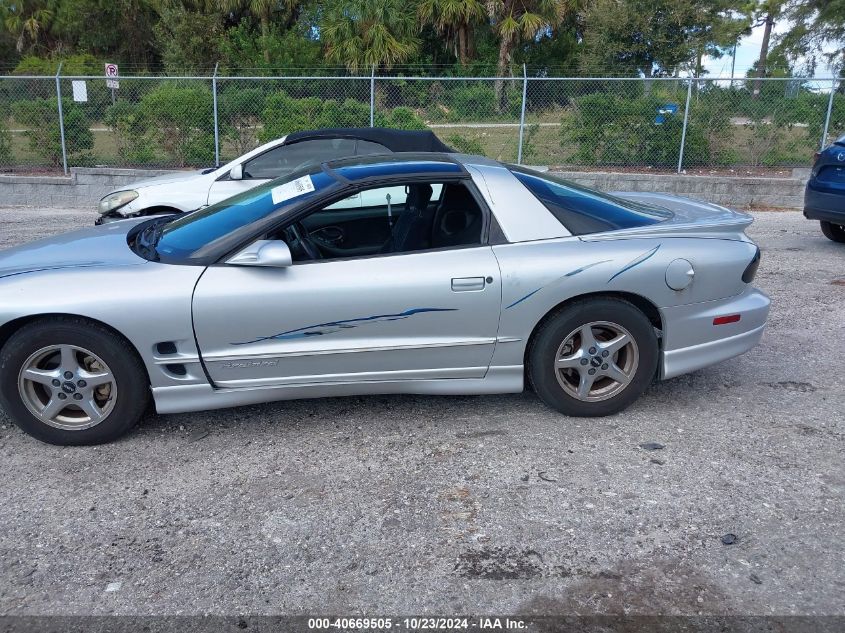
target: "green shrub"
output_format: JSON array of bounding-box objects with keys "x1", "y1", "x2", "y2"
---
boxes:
[
  {"x1": 12, "y1": 54, "x2": 102, "y2": 76},
  {"x1": 104, "y1": 100, "x2": 157, "y2": 165},
  {"x1": 560, "y1": 93, "x2": 713, "y2": 168},
  {"x1": 11, "y1": 98, "x2": 93, "y2": 166},
  {"x1": 135, "y1": 83, "x2": 215, "y2": 166},
  {"x1": 775, "y1": 91, "x2": 845, "y2": 147},
  {"x1": 520, "y1": 123, "x2": 541, "y2": 163},
  {"x1": 376, "y1": 106, "x2": 427, "y2": 130},
  {"x1": 443, "y1": 83, "x2": 522, "y2": 122},
  {"x1": 259, "y1": 92, "x2": 320, "y2": 141},
  {"x1": 447, "y1": 83, "x2": 497, "y2": 121},
  {"x1": 319, "y1": 98, "x2": 371, "y2": 128},
  {"x1": 0, "y1": 115, "x2": 11, "y2": 166},
  {"x1": 260, "y1": 92, "x2": 425, "y2": 141},
  {"x1": 102, "y1": 84, "x2": 215, "y2": 167},
  {"x1": 219, "y1": 87, "x2": 266, "y2": 156},
  {"x1": 445, "y1": 133, "x2": 485, "y2": 155}
]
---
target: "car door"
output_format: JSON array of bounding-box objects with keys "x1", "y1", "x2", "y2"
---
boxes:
[
  {"x1": 191, "y1": 245, "x2": 502, "y2": 389},
  {"x1": 206, "y1": 138, "x2": 358, "y2": 206}
]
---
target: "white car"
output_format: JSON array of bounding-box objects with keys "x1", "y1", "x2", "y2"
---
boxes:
[{"x1": 95, "y1": 128, "x2": 453, "y2": 224}]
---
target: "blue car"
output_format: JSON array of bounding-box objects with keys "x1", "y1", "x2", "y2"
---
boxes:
[{"x1": 804, "y1": 134, "x2": 845, "y2": 242}]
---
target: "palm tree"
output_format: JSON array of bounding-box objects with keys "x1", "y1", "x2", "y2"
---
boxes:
[
  {"x1": 321, "y1": 0, "x2": 420, "y2": 72},
  {"x1": 418, "y1": 0, "x2": 485, "y2": 65},
  {"x1": 217, "y1": 0, "x2": 300, "y2": 64},
  {"x1": 2, "y1": 0, "x2": 53, "y2": 53},
  {"x1": 490, "y1": 0, "x2": 568, "y2": 110}
]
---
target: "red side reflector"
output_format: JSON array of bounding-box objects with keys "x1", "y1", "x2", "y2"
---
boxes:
[{"x1": 713, "y1": 314, "x2": 741, "y2": 325}]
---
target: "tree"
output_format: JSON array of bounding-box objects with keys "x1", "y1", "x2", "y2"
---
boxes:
[
  {"x1": 418, "y1": 0, "x2": 486, "y2": 66},
  {"x1": 1, "y1": 0, "x2": 53, "y2": 53},
  {"x1": 217, "y1": 0, "x2": 301, "y2": 64},
  {"x1": 750, "y1": 0, "x2": 785, "y2": 98},
  {"x1": 51, "y1": 0, "x2": 159, "y2": 68},
  {"x1": 779, "y1": 0, "x2": 845, "y2": 75},
  {"x1": 580, "y1": 0, "x2": 747, "y2": 77},
  {"x1": 320, "y1": 0, "x2": 420, "y2": 72},
  {"x1": 154, "y1": 6, "x2": 225, "y2": 72},
  {"x1": 217, "y1": 21, "x2": 321, "y2": 71},
  {"x1": 489, "y1": 0, "x2": 568, "y2": 110}
]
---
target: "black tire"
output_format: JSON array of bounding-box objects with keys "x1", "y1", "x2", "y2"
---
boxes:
[
  {"x1": 0, "y1": 317, "x2": 149, "y2": 445},
  {"x1": 528, "y1": 298, "x2": 659, "y2": 417},
  {"x1": 820, "y1": 221, "x2": 845, "y2": 243}
]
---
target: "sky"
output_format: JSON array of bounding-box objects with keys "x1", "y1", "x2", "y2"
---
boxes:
[{"x1": 701, "y1": 20, "x2": 839, "y2": 82}]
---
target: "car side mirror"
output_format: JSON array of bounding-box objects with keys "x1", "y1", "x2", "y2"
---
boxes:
[
  {"x1": 230, "y1": 163, "x2": 244, "y2": 180},
  {"x1": 226, "y1": 240, "x2": 293, "y2": 268}
]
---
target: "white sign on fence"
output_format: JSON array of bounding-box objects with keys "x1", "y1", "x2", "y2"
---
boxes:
[
  {"x1": 71, "y1": 80, "x2": 88, "y2": 102},
  {"x1": 105, "y1": 63, "x2": 119, "y2": 89}
]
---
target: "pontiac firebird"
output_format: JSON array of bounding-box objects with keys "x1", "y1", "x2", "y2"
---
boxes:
[{"x1": 0, "y1": 153, "x2": 770, "y2": 445}]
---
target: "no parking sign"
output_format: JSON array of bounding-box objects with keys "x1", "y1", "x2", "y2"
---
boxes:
[{"x1": 105, "y1": 63, "x2": 119, "y2": 89}]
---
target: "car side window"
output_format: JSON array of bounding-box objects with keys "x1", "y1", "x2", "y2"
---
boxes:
[
  {"x1": 277, "y1": 181, "x2": 485, "y2": 263},
  {"x1": 242, "y1": 139, "x2": 357, "y2": 179}
]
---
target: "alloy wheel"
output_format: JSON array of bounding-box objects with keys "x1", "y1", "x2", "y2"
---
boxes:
[
  {"x1": 553, "y1": 321, "x2": 640, "y2": 402},
  {"x1": 17, "y1": 344, "x2": 117, "y2": 430}
]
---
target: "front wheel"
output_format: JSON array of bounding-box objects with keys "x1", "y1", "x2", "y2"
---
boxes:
[
  {"x1": 0, "y1": 318, "x2": 149, "y2": 445},
  {"x1": 820, "y1": 221, "x2": 845, "y2": 243},
  {"x1": 528, "y1": 298, "x2": 659, "y2": 417}
]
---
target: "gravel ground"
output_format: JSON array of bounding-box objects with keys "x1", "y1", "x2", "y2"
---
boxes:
[{"x1": 0, "y1": 207, "x2": 842, "y2": 618}]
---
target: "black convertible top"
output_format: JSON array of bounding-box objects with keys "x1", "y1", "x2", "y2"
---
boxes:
[{"x1": 284, "y1": 127, "x2": 454, "y2": 153}]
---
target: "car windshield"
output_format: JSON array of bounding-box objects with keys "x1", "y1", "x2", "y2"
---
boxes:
[
  {"x1": 153, "y1": 166, "x2": 340, "y2": 263},
  {"x1": 509, "y1": 166, "x2": 671, "y2": 235}
]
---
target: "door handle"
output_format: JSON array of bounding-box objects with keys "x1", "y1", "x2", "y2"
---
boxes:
[{"x1": 451, "y1": 277, "x2": 486, "y2": 292}]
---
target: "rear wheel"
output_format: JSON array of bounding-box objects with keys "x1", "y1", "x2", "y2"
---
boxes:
[
  {"x1": 820, "y1": 221, "x2": 845, "y2": 243},
  {"x1": 528, "y1": 298, "x2": 659, "y2": 417},
  {"x1": 0, "y1": 318, "x2": 149, "y2": 445}
]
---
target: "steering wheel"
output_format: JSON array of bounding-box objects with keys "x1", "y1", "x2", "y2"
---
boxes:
[{"x1": 288, "y1": 222, "x2": 323, "y2": 261}]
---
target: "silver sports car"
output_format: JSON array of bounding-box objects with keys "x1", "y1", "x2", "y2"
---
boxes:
[{"x1": 0, "y1": 153, "x2": 770, "y2": 445}]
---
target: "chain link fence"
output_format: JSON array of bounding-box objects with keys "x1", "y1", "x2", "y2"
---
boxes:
[{"x1": 0, "y1": 71, "x2": 841, "y2": 175}]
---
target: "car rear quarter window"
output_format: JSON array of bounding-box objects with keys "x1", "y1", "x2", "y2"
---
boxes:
[{"x1": 510, "y1": 167, "x2": 668, "y2": 235}]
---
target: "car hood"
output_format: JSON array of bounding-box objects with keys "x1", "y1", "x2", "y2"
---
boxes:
[
  {"x1": 0, "y1": 220, "x2": 148, "y2": 280},
  {"x1": 120, "y1": 169, "x2": 210, "y2": 191}
]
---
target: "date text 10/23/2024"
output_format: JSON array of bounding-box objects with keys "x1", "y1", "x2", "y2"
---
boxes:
[{"x1": 307, "y1": 617, "x2": 528, "y2": 630}]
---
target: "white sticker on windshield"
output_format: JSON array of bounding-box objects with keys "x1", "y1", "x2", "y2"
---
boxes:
[{"x1": 271, "y1": 175, "x2": 316, "y2": 205}]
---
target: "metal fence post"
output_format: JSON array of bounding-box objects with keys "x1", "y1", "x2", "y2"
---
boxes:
[
  {"x1": 821, "y1": 77, "x2": 837, "y2": 150},
  {"x1": 370, "y1": 65, "x2": 376, "y2": 127},
  {"x1": 55, "y1": 62, "x2": 68, "y2": 175},
  {"x1": 517, "y1": 65, "x2": 528, "y2": 165},
  {"x1": 677, "y1": 74, "x2": 694, "y2": 174},
  {"x1": 212, "y1": 62, "x2": 220, "y2": 167}
]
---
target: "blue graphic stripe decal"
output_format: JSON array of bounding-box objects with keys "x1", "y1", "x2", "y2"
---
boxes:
[
  {"x1": 505, "y1": 288, "x2": 542, "y2": 310},
  {"x1": 607, "y1": 245, "x2": 661, "y2": 283},
  {"x1": 505, "y1": 259, "x2": 615, "y2": 310},
  {"x1": 565, "y1": 259, "x2": 613, "y2": 277},
  {"x1": 232, "y1": 307, "x2": 458, "y2": 345}
]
